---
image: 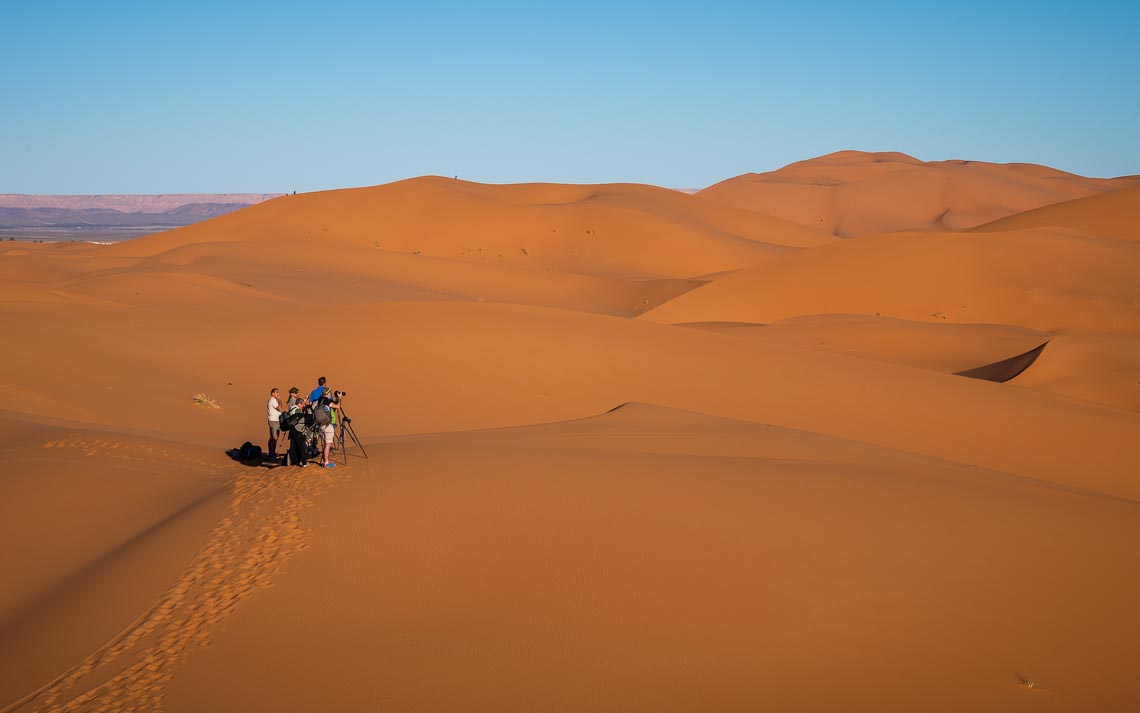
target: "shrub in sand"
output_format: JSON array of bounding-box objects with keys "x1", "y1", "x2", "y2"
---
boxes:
[
  {"x1": 1015, "y1": 673, "x2": 1039, "y2": 690},
  {"x1": 192, "y1": 393, "x2": 221, "y2": 410}
]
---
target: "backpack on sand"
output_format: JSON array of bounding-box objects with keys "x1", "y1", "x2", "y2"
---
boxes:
[
  {"x1": 281, "y1": 410, "x2": 305, "y2": 431},
  {"x1": 238, "y1": 441, "x2": 263, "y2": 460}
]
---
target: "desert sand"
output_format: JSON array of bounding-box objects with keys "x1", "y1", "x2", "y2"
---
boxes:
[{"x1": 2, "y1": 151, "x2": 1138, "y2": 712}]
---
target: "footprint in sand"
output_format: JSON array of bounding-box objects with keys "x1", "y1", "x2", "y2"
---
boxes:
[{"x1": 9, "y1": 463, "x2": 346, "y2": 713}]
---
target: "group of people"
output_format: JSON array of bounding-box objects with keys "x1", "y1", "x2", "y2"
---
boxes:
[{"x1": 266, "y1": 376, "x2": 341, "y2": 469}]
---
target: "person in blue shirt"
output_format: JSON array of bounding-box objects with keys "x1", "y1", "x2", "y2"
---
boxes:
[
  {"x1": 309, "y1": 376, "x2": 341, "y2": 468},
  {"x1": 308, "y1": 376, "x2": 328, "y2": 405}
]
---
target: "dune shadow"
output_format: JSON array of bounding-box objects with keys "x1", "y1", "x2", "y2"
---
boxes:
[
  {"x1": 954, "y1": 341, "x2": 1049, "y2": 383},
  {"x1": 224, "y1": 449, "x2": 282, "y2": 469}
]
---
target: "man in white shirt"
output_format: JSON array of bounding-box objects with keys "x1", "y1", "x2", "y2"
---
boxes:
[{"x1": 267, "y1": 387, "x2": 282, "y2": 460}]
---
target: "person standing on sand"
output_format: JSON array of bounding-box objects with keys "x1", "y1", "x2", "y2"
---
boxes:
[
  {"x1": 313, "y1": 389, "x2": 340, "y2": 469},
  {"x1": 286, "y1": 386, "x2": 302, "y2": 409},
  {"x1": 308, "y1": 376, "x2": 328, "y2": 406},
  {"x1": 267, "y1": 387, "x2": 282, "y2": 459},
  {"x1": 285, "y1": 398, "x2": 309, "y2": 468}
]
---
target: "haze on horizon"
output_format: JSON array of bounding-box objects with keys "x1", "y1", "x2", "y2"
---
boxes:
[{"x1": 3, "y1": 0, "x2": 1138, "y2": 194}]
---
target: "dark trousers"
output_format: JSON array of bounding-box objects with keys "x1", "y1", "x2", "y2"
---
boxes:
[{"x1": 288, "y1": 428, "x2": 308, "y2": 466}]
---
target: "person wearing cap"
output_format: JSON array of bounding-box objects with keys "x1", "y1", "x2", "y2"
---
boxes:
[
  {"x1": 283, "y1": 394, "x2": 310, "y2": 469},
  {"x1": 285, "y1": 386, "x2": 303, "y2": 410}
]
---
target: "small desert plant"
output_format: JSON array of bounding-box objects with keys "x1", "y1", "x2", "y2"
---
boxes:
[
  {"x1": 192, "y1": 393, "x2": 220, "y2": 410},
  {"x1": 1015, "y1": 673, "x2": 1037, "y2": 689}
]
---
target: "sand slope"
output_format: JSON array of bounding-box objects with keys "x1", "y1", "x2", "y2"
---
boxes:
[
  {"x1": 3, "y1": 162, "x2": 1138, "y2": 712},
  {"x1": 105, "y1": 178, "x2": 833, "y2": 280},
  {"x1": 699, "y1": 150, "x2": 1139, "y2": 236},
  {"x1": 0, "y1": 419, "x2": 230, "y2": 705},
  {"x1": 677, "y1": 315, "x2": 1049, "y2": 373},
  {"x1": 165, "y1": 405, "x2": 1140, "y2": 713},
  {"x1": 971, "y1": 184, "x2": 1140, "y2": 241},
  {"x1": 640, "y1": 227, "x2": 1140, "y2": 333}
]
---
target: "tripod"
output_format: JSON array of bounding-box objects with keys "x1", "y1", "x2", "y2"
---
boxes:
[{"x1": 332, "y1": 404, "x2": 368, "y2": 465}]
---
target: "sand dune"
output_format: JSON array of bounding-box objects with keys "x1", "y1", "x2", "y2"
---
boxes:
[
  {"x1": 677, "y1": 314, "x2": 1049, "y2": 373},
  {"x1": 971, "y1": 183, "x2": 1140, "y2": 241},
  {"x1": 164, "y1": 405, "x2": 1140, "y2": 713},
  {"x1": 54, "y1": 241, "x2": 703, "y2": 316},
  {"x1": 3, "y1": 298, "x2": 1137, "y2": 498},
  {"x1": 1009, "y1": 334, "x2": 1140, "y2": 413},
  {"x1": 699, "y1": 150, "x2": 1140, "y2": 236},
  {"x1": 3, "y1": 164, "x2": 1138, "y2": 712},
  {"x1": 678, "y1": 317, "x2": 1140, "y2": 409},
  {"x1": 106, "y1": 178, "x2": 832, "y2": 280},
  {"x1": 0, "y1": 419, "x2": 230, "y2": 705},
  {"x1": 640, "y1": 226, "x2": 1140, "y2": 333}
]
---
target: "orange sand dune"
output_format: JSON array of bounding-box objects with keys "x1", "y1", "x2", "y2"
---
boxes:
[
  {"x1": 105, "y1": 178, "x2": 833, "y2": 280},
  {"x1": 163, "y1": 405, "x2": 1140, "y2": 713},
  {"x1": 971, "y1": 183, "x2": 1140, "y2": 241},
  {"x1": 4, "y1": 240, "x2": 700, "y2": 316},
  {"x1": 678, "y1": 314, "x2": 1048, "y2": 373},
  {"x1": 3, "y1": 163, "x2": 1139, "y2": 713},
  {"x1": 681, "y1": 317, "x2": 1136, "y2": 410},
  {"x1": 1010, "y1": 334, "x2": 1140, "y2": 413},
  {"x1": 641, "y1": 227, "x2": 1140, "y2": 333},
  {"x1": 3, "y1": 299, "x2": 1137, "y2": 498},
  {"x1": 699, "y1": 150, "x2": 1140, "y2": 236},
  {"x1": 0, "y1": 418, "x2": 230, "y2": 704}
]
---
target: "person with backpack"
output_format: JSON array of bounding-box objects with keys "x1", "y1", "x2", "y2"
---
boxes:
[
  {"x1": 282, "y1": 399, "x2": 309, "y2": 468},
  {"x1": 286, "y1": 386, "x2": 303, "y2": 409},
  {"x1": 308, "y1": 376, "x2": 328, "y2": 406},
  {"x1": 311, "y1": 386, "x2": 340, "y2": 468}
]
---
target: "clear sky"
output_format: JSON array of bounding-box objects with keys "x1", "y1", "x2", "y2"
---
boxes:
[{"x1": 3, "y1": 1, "x2": 1138, "y2": 193}]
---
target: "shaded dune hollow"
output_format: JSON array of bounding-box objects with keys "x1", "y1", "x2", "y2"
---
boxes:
[{"x1": 955, "y1": 341, "x2": 1050, "y2": 383}]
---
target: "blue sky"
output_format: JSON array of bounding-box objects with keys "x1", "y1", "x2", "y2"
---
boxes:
[{"x1": 3, "y1": 1, "x2": 1138, "y2": 193}]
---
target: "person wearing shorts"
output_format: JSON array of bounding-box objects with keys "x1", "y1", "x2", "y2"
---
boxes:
[
  {"x1": 314, "y1": 392, "x2": 340, "y2": 468},
  {"x1": 321, "y1": 423, "x2": 336, "y2": 465},
  {"x1": 267, "y1": 387, "x2": 282, "y2": 459}
]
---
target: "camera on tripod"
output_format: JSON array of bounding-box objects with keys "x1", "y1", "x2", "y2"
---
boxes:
[{"x1": 330, "y1": 390, "x2": 350, "y2": 423}]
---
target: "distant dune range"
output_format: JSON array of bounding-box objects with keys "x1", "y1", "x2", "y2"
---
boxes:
[
  {"x1": 2, "y1": 151, "x2": 1139, "y2": 712},
  {"x1": 698, "y1": 150, "x2": 1140, "y2": 236},
  {"x1": 0, "y1": 194, "x2": 280, "y2": 232}
]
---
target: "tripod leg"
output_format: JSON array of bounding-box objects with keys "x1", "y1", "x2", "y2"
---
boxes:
[{"x1": 345, "y1": 422, "x2": 368, "y2": 458}]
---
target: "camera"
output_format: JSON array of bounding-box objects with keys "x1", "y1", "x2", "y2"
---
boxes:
[{"x1": 333, "y1": 389, "x2": 347, "y2": 401}]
